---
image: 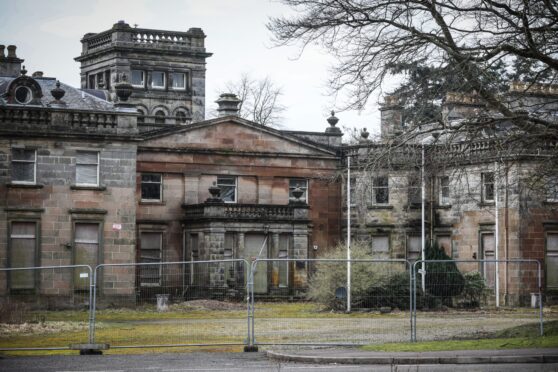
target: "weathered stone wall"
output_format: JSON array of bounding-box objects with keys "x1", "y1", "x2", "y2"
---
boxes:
[{"x1": 0, "y1": 138, "x2": 137, "y2": 301}]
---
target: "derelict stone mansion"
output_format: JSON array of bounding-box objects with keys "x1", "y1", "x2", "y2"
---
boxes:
[{"x1": 0, "y1": 21, "x2": 557, "y2": 303}]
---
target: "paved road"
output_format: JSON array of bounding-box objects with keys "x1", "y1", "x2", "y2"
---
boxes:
[{"x1": 1, "y1": 353, "x2": 557, "y2": 372}]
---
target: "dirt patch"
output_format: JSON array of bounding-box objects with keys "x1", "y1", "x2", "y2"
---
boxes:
[
  {"x1": 0, "y1": 321, "x2": 87, "y2": 337},
  {"x1": 171, "y1": 300, "x2": 247, "y2": 311}
]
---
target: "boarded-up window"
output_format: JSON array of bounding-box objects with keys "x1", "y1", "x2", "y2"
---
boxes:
[
  {"x1": 277, "y1": 234, "x2": 290, "y2": 288},
  {"x1": 546, "y1": 233, "x2": 558, "y2": 289},
  {"x1": 9, "y1": 222, "x2": 37, "y2": 289},
  {"x1": 481, "y1": 233, "x2": 495, "y2": 289},
  {"x1": 190, "y1": 234, "x2": 199, "y2": 285},
  {"x1": 76, "y1": 151, "x2": 99, "y2": 186},
  {"x1": 74, "y1": 223, "x2": 99, "y2": 289},
  {"x1": 407, "y1": 235, "x2": 421, "y2": 262},
  {"x1": 372, "y1": 235, "x2": 389, "y2": 256},
  {"x1": 12, "y1": 148, "x2": 36, "y2": 183},
  {"x1": 139, "y1": 232, "x2": 162, "y2": 286}
]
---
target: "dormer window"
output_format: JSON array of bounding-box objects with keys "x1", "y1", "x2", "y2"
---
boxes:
[{"x1": 14, "y1": 86, "x2": 32, "y2": 104}]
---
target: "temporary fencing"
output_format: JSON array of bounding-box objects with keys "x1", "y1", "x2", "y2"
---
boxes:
[
  {"x1": 92, "y1": 259, "x2": 249, "y2": 349},
  {"x1": 0, "y1": 265, "x2": 93, "y2": 351},
  {"x1": 248, "y1": 259, "x2": 412, "y2": 346},
  {"x1": 411, "y1": 259, "x2": 543, "y2": 342},
  {"x1": 0, "y1": 258, "x2": 548, "y2": 352}
]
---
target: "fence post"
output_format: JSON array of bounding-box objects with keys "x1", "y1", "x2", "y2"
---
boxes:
[
  {"x1": 412, "y1": 261, "x2": 417, "y2": 342},
  {"x1": 244, "y1": 259, "x2": 258, "y2": 352},
  {"x1": 87, "y1": 265, "x2": 94, "y2": 344},
  {"x1": 408, "y1": 260, "x2": 414, "y2": 342}
]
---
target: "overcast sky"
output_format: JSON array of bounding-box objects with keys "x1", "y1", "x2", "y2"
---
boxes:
[{"x1": 0, "y1": 0, "x2": 382, "y2": 135}]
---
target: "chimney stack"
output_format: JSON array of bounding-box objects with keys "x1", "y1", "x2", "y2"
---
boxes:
[
  {"x1": 215, "y1": 93, "x2": 241, "y2": 117},
  {"x1": 0, "y1": 44, "x2": 24, "y2": 77}
]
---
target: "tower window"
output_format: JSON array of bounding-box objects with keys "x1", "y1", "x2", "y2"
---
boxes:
[
  {"x1": 170, "y1": 72, "x2": 186, "y2": 90},
  {"x1": 151, "y1": 71, "x2": 166, "y2": 89},
  {"x1": 131, "y1": 70, "x2": 145, "y2": 87}
]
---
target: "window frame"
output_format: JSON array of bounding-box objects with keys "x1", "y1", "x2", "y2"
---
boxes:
[
  {"x1": 545, "y1": 231, "x2": 558, "y2": 290},
  {"x1": 482, "y1": 172, "x2": 495, "y2": 203},
  {"x1": 439, "y1": 176, "x2": 450, "y2": 206},
  {"x1": 131, "y1": 69, "x2": 145, "y2": 88},
  {"x1": 76, "y1": 151, "x2": 100, "y2": 187},
  {"x1": 8, "y1": 220, "x2": 40, "y2": 292},
  {"x1": 11, "y1": 148, "x2": 37, "y2": 184},
  {"x1": 289, "y1": 178, "x2": 309, "y2": 203},
  {"x1": 406, "y1": 234, "x2": 421, "y2": 262},
  {"x1": 546, "y1": 177, "x2": 558, "y2": 203},
  {"x1": 217, "y1": 176, "x2": 237, "y2": 203},
  {"x1": 170, "y1": 72, "x2": 186, "y2": 90},
  {"x1": 141, "y1": 173, "x2": 163, "y2": 202},
  {"x1": 372, "y1": 176, "x2": 389, "y2": 205},
  {"x1": 138, "y1": 231, "x2": 163, "y2": 287},
  {"x1": 151, "y1": 71, "x2": 166, "y2": 89}
]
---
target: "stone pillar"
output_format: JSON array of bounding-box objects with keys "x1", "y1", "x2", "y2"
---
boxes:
[
  {"x1": 208, "y1": 225, "x2": 225, "y2": 289},
  {"x1": 292, "y1": 227, "x2": 309, "y2": 293}
]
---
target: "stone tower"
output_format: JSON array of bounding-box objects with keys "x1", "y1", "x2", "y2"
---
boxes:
[{"x1": 75, "y1": 20, "x2": 212, "y2": 124}]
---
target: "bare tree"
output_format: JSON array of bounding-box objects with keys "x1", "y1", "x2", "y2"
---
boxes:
[
  {"x1": 220, "y1": 73, "x2": 286, "y2": 127},
  {"x1": 268, "y1": 0, "x2": 558, "y2": 139}
]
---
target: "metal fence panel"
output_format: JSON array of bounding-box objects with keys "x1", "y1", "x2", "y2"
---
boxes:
[
  {"x1": 249, "y1": 259, "x2": 412, "y2": 346},
  {"x1": 412, "y1": 259, "x2": 543, "y2": 342},
  {"x1": 0, "y1": 265, "x2": 93, "y2": 351},
  {"x1": 92, "y1": 259, "x2": 249, "y2": 348}
]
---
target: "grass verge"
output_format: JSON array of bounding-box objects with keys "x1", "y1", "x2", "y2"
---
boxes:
[{"x1": 362, "y1": 320, "x2": 558, "y2": 352}]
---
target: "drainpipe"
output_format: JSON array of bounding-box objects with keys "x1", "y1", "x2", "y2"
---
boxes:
[
  {"x1": 504, "y1": 163, "x2": 509, "y2": 305},
  {"x1": 495, "y1": 161, "x2": 500, "y2": 308},
  {"x1": 347, "y1": 154, "x2": 351, "y2": 313}
]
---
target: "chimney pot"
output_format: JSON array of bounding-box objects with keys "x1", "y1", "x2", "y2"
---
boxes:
[
  {"x1": 7, "y1": 45, "x2": 17, "y2": 58},
  {"x1": 215, "y1": 93, "x2": 241, "y2": 117}
]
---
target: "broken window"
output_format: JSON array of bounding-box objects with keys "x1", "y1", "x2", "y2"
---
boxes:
[
  {"x1": 217, "y1": 176, "x2": 237, "y2": 203},
  {"x1": 289, "y1": 179, "x2": 308, "y2": 202},
  {"x1": 372, "y1": 176, "x2": 389, "y2": 204},
  {"x1": 76, "y1": 151, "x2": 99, "y2": 186},
  {"x1": 12, "y1": 148, "x2": 36, "y2": 184},
  {"x1": 141, "y1": 173, "x2": 162, "y2": 201},
  {"x1": 439, "y1": 176, "x2": 450, "y2": 205},
  {"x1": 482, "y1": 172, "x2": 494, "y2": 203},
  {"x1": 9, "y1": 221, "x2": 37, "y2": 290}
]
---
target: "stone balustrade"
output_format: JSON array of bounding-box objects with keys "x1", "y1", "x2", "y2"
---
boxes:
[
  {"x1": 183, "y1": 203, "x2": 309, "y2": 221},
  {"x1": 0, "y1": 106, "x2": 51, "y2": 125}
]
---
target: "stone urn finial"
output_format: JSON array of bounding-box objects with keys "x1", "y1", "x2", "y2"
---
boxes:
[
  {"x1": 325, "y1": 110, "x2": 341, "y2": 134},
  {"x1": 290, "y1": 186, "x2": 306, "y2": 205},
  {"x1": 206, "y1": 182, "x2": 223, "y2": 203},
  {"x1": 114, "y1": 74, "x2": 133, "y2": 102},
  {"x1": 361, "y1": 128, "x2": 370, "y2": 140},
  {"x1": 50, "y1": 80, "x2": 66, "y2": 102}
]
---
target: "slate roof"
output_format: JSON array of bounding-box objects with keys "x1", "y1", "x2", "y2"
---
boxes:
[{"x1": 0, "y1": 76, "x2": 116, "y2": 112}]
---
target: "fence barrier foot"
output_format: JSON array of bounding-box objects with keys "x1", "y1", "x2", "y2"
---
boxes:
[
  {"x1": 244, "y1": 345, "x2": 259, "y2": 352},
  {"x1": 79, "y1": 349, "x2": 103, "y2": 355}
]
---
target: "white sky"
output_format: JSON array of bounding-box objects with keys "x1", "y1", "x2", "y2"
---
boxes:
[{"x1": 0, "y1": 0, "x2": 382, "y2": 136}]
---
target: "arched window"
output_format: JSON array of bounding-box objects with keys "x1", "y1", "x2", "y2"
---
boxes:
[
  {"x1": 154, "y1": 110, "x2": 166, "y2": 124},
  {"x1": 176, "y1": 111, "x2": 188, "y2": 124},
  {"x1": 136, "y1": 108, "x2": 146, "y2": 124}
]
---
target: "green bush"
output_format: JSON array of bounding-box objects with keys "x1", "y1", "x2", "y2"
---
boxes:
[
  {"x1": 307, "y1": 243, "x2": 408, "y2": 310},
  {"x1": 423, "y1": 242, "x2": 465, "y2": 300},
  {"x1": 457, "y1": 271, "x2": 490, "y2": 308}
]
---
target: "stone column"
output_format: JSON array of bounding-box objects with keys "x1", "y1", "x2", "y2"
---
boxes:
[{"x1": 292, "y1": 227, "x2": 309, "y2": 292}]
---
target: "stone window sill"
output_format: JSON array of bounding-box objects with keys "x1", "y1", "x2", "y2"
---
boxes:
[
  {"x1": 6, "y1": 183, "x2": 44, "y2": 189},
  {"x1": 139, "y1": 200, "x2": 166, "y2": 205},
  {"x1": 70, "y1": 185, "x2": 107, "y2": 191},
  {"x1": 479, "y1": 201, "x2": 495, "y2": 207},
  {"x1": 435, "y1": 204, "x2": 452, "y2": 209},
  {"x1": 367, "y1": 205, "x2": 394, "y2": 210}
]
